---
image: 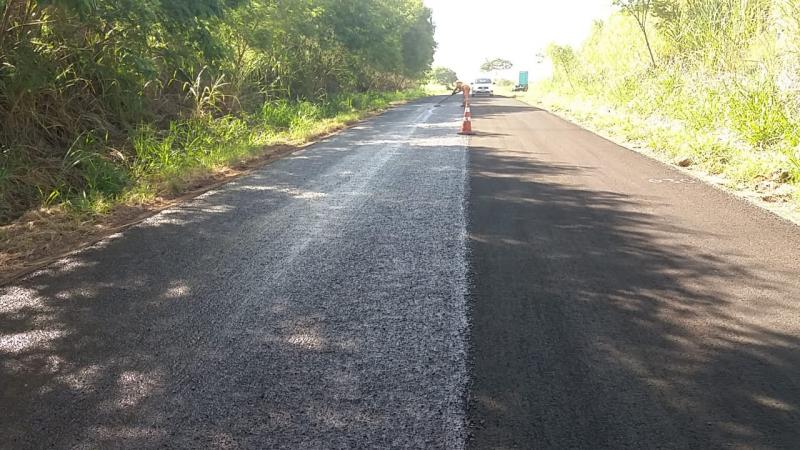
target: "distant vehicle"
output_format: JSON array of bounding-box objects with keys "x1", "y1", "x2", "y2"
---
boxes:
[
  {"x1": 513, "y1": 70, "x2": 529, "y2": 92},
  {"x1": 472, "y1": 78, "x2": 494, "y2": 96}
]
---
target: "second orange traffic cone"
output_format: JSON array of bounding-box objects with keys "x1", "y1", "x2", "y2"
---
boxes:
[{"x1": 458, "y1": 105, "x2": 475, "y2": 135}]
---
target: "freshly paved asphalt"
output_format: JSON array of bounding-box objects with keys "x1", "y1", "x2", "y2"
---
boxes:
[
  {"x1": 466, "y1": 96, "x2": 800, "y2": 449},
  {"x1": 1, "y1": 95, "x2": 799, "y2": 449}
]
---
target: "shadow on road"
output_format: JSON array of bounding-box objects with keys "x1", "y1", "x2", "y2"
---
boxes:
[
  {"x1": 0, "y1": 169, "x2": 342, "y2": 447},
  {"x1": 467, "y1": 138, "x2": 800, "y2": 448},
  {"x1": 469, "y1": 95, "x2": 545, "y2": 118},
  {"x1": 0, "y1": 100, "x2": 469, "y2": 448}
]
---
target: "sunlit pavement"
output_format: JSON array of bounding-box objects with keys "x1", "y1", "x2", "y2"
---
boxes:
[
  {"x1": 2, "y1": 96, "x2": 800, "y2": 449},
  {"x1": 1, "y1": 97, "x2": 470, "y2": 448}
]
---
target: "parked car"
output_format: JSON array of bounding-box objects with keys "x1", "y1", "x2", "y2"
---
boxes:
[
  {"x1": 472, "y1": 78, "x2": 494, "y2": 96},
  {"x1": 512, "y1": 84, "x2": 529, "y2": 92}
]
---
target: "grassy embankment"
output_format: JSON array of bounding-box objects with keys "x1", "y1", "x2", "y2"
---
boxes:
[
  {"x1": 0, "y1": 89, "x2": 426, "y2": 274},
  {"x1": 0, "y1": 0, "x2": 438, "y2": 277},
  {"x1": 31, "y1": 90, "x2": 426, "y2": 215},
  {"x1": 515, "y1": 1, "x2": 800, "y2": 210}
]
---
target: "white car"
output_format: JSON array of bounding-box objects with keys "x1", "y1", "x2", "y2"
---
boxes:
[{"x1": 472, "y1": 78, "x2": 494, "y2": 96}]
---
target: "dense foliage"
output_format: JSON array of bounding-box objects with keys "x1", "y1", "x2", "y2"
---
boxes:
[
  {"x1": 0, "y1": 0, "x2": 435, "y2": 222},
  {"x1": 430, "y1": 67, "x2": 458, "y2": 86},
  {"x1": 538, "y1": 0, "x2": 800, "y2": 202}
]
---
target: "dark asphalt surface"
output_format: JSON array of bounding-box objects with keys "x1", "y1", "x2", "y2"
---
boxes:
[
  {"x1": 2, "y1": 95, "x2": 800, "y2": 449},
  {"x1": 1, "y1": 97, "x2": 469, "y2": 448},
  {"x1": 466, "y1": 96, "x2": 800, "y2": 449}
]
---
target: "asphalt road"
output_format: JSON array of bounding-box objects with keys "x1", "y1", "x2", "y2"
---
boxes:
[
  {"x1": 466, "y1": 96, "x2": 800, "y2": 449},
  {"x1": 1, "y1": 98, "x2": 470, "y2": 448},
  {"x1": 1, "y1": 95, "x2": 799, "y2": 449}
]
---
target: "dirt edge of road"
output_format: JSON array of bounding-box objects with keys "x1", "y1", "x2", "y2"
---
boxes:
[
  {"x1": 508, "y1": 95, "x2": 800, "y2": 228},
  {"x1": 0, "y1": 100, "x2": 425, "y2": 286}
]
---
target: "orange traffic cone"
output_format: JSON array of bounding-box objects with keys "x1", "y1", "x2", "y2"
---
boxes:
[{"x1": 458, "y1": 106, "x2": 475, "y2": 135}]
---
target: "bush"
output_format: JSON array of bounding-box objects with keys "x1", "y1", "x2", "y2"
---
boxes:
[
  {"x1": 727, "y1": 81, "x2": 793, "y2": 147},
  {"x1": 0, "y1": 0, "x2": 436, "y2": 223},
  {"x1": 533, "y1": 2, "x2": 800, "y2": 198}
]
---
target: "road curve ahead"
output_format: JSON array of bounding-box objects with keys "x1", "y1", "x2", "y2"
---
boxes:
[
  {"x1": 466, "y1": 96, "x2": 800, "y2": 449},
  {"x1": 1, "y1": 97, "x2": 470, "y2": 448}
]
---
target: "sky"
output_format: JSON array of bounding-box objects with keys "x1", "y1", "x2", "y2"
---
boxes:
[{"x1": 423, "y1": 0, "x2": 615, "y2": 82}]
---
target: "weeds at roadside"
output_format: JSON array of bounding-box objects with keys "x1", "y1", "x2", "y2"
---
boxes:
[
  {"x1": 528, "y1": 4, "x2": 800, "y2": 211},
  {"x1": 0, "y1": 89, "x2": 425, "y2": 278},
  {"x1": 519, "y1": 85, "x2": 798, "y2": 209},
  {"x1": 2, "y1": 89, "x2": 424, "y2": 226}
]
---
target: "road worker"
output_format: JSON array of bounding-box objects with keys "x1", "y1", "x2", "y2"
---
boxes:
[
  {"x1": 450, "y1": 80, "x2": 470, "y2": 107},
  {"x1": 451, "y1": 80, "x2": 464, "y2": 95}
]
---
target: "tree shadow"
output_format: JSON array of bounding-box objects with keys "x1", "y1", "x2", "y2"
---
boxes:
[
  {"x1": 0, "y1": 101, "x2": 470, "y2": 448},
  {"x1": 468, "y1": 96, "x2": 545, "y2": 118},
  {"x1": 466, "y1": 142, "x2": 800, "y2": 449},
  {"x1": 0, "y1": 161, "x2": 360, "y2": 448}
]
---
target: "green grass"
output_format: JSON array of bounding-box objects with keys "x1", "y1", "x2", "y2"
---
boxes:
[
  {"x1": 1, "y1": 89, "x2": 426, "y2": 223},
  {"x1": 527, "y1": 7, "x2": 800, "y2": 209},
  {"x1": 520, "y1": 86, "x2": 798, "y2": 196},
  {"x1": 423, "y1": 83, "x2": 453, "y2": 95},
  {"x1": 127, "y1": 89, "x2": 425, "y2": 201}
]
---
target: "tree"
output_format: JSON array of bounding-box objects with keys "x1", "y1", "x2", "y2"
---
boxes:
[
  {"x1": 546, "y1": 44, "x2": 578, "y2": 90},
  {"x1": 430, "y1": 67, "x2": 457, "y2": 86},
  {"x1": 480, "y1": 58, "x2": 513, "y2": 72},
  {"x1": 613, "y1": 0, "x2": 657, "y2": 68},
  {"x1": 399, "y1": 2, "x2": 436, "y2": 79}
]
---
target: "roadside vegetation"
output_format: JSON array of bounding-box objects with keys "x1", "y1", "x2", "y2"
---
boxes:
[
  {"x1": 0, "y1": 0, "x2": 435, "y2": 277},
  {"x1": 0, "y1": 0, "x2": 435, "y2": 226},
  {"x1": 524, "y1": 0, "x2": 800, "y2": 208},
  {"x1": 430, "y1": 67, "x2": 458, "y2": 87}
]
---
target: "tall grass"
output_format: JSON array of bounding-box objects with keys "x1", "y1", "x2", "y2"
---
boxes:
[
  {"x1": 119, "y1": 90, "x2": 424, "y2": 206},
  {"x1": 0, "y1": 88, "x2": 424, "y2": 223},
  {"x1": 531, "y1": 0, "x2": 800, "y2": 204},
  {"x1": 0, "y1": 0, "x2": 435, "y2": 226}
]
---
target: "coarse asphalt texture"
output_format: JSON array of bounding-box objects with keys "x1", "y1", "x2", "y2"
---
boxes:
[
  {"x1": 1, "y1": 97, "x2": 470, "y2": 448},
  {"x1": 1, "y1": 95, "x2": 799, "y2": 449}
]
